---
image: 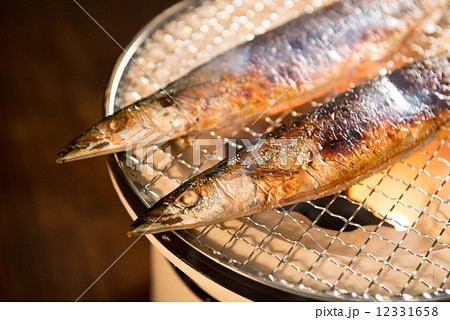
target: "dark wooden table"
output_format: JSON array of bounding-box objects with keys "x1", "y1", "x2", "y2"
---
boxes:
[{"x1": 0, "y1": 0, "x2": 180, "y2": 301}]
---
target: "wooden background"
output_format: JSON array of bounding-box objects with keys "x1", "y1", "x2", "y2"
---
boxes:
[{"x1": 0, "y1": 0, "x2": 180, "y2": 301}]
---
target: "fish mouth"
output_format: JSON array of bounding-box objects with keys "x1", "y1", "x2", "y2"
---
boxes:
[
  {"x1": 127, "y1": 220, "x2": 162, "y2": 236},
  {"x1": 56, "y1": 136, "x2": 125, "y2": 163},
  {"x1": 127, "y1": 204, "x2": 187, "y2": 236},
  {"x1": 128, "y1": 215, "x2": 185, "y2": 236}
]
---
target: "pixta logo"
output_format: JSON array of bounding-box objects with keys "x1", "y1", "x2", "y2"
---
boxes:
[
  {"x1": 125, "y1": 130, "x2": 318, "y2": 173},
  {"x1": 125, "y1": 130, "x2": 172, "y2": 174}
]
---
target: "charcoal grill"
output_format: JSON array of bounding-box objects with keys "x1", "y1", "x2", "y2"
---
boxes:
[{"x1": 105, "y1": 0, "x2": 450, "y2": 301}]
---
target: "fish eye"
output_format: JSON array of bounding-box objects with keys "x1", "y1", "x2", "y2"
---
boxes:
[
  {"x1": 159, "y1": 96, "x2": 174, "y2": 108},
  {"x1": 175, "y1": 190, "x2": 200, "y2": 208},
  {"x1": 106, "y1": 119, "x2": 122, "y2": 132}
]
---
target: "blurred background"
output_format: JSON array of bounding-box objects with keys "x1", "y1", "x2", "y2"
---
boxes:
[{"x1": 0, "y1": 0, "x2": 180, "y2": 301}]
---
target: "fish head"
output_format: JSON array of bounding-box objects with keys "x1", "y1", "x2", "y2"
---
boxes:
[
  {"x1": 128, "y1": 166, "x2": 261, "y2": 235},
  {"x1": 128, "y1": 180, "x2": 229, "y2": 235},
  {"x1": 57, "y1": 94, "x2": 191, "y2": 163},
  {"x1": 56, "y1": 106, "x2": 148, "y2": 163}
]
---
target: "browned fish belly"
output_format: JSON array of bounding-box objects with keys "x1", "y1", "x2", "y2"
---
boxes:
[
  {"x1": 129, "y1": 53, "x2": 450, "y2": 235},
  {"x1": 57, "y1": 0, "x2": 445, "y2": 163}
]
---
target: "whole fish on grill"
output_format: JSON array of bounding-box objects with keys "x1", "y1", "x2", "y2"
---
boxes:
[
  {"x1": 129, "y1": 53, "x2": 450, "y2": 235},
  {"x1": 56, "y1": 0, "x2": 445, "y2": 163}
]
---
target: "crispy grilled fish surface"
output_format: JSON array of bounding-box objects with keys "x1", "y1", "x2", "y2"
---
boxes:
[
  {"x1": 57, "y1": 0, "x2": 445, "y2": 162},
  {"x1": 129, "y1": 53, "x2": 450, "y2": 235}
]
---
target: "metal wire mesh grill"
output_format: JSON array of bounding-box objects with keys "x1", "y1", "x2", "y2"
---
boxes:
[{"x1": 107, "y1": 0, "x2": 450, "y2": 301}]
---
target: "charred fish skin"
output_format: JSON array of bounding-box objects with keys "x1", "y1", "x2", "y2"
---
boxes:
[
  {"x1": 168, "y1": 0, "x2": 443, "y2": 123},
  {"x1": 241, "y1": 54, "x2": 450, "y2": 206},
  {"x1": 129, "y1": 53, "x2": 450, "y2": 235},
  {"x1": 57, "y1": 0, "x2": 445, "y2": 163}
]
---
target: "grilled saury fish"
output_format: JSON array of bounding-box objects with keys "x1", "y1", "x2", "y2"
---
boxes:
[
  {"x1": 57, "y1": 0, "x2": 445, "y2": 162},
  {"x1": 129, "y1": 53, "x2": 450, "y2": 235}
]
